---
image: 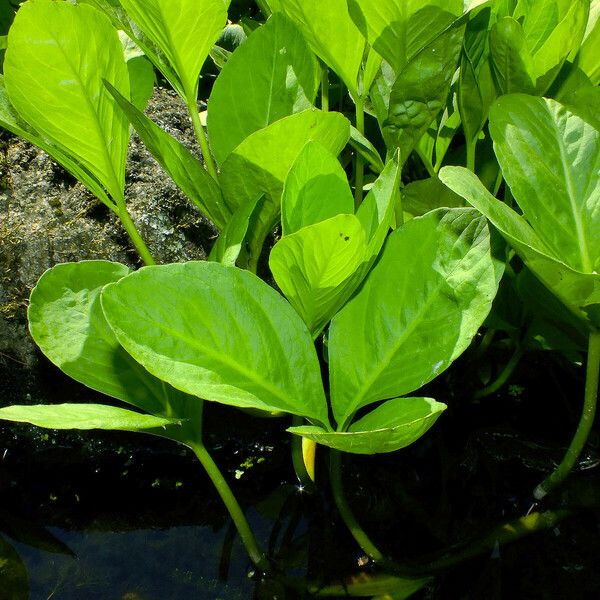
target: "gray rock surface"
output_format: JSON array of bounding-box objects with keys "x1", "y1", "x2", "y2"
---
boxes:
[{"x1": 0, "y1": 88, "x2": 217, "y2": 404}]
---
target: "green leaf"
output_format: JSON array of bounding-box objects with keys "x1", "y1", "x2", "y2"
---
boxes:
[
  {"x1": 439, "y1": 166, "x2": 600, "y2": 328},
  {"x1": 101, "y1": 262, "x2": 329, "y2": 425},
  {"x1": 270, "y1": 214, "x2": 367, "y2": 336},
  {"x1": 209, "y1": 194, "x2": 263, "y2": 266},
  {"x1": 489, "y1": 17, "x2": 536, "y2": 95},
  {"x1": 4, "y1": 1, "x2": 130, "y2": 203},
  {"x1": 118, "y1": 0, "x2": 227, "y2": 100},
  {"x1": 349, "y1": 126, "x2": 385, "y2": 174},
  {"x1": 288, "y1": 397, "x2": 446, "y2": 454},
  {"x1": 28, "y1": 261, "x2": 188, "y2": 417},
  {"x1": 563, "y1": 86, "x2": 600, "y2": 131},
  {"x1": 273, "y1": 0, "x2": 374, "y2": 97},
  {"x1": 281, "y1": 141, "x2": 354, "y2": 236},
  {"x1": 489, "y1": 95, "x2": 600, "y2": 273},
  {"x1": 127, "y1": 55, "x2": 155, "y2": 111},
  {"x1": 401, "y1": 176, "x2": 463, "y2": 217},
  {"x1": 312, "y1": 573, "x2": 430, "y2": 599},
  {"x1": 347, "y1": 0, "x2": 462, "y2": 73},
  {"x1": 207, "y1": 12, "x2": 319, "y2": 165},
  {"x1": 0, "y1": 404, "x2": 181, "y2": 432},
  {"x1": 105, "y1": 81, "x2": 228, "y2": 228},
  {"x1": 578, "y1": 13, "x2": 600, "y2": 84},
  {"x1": 219, "y1": 109, "x2": 350, "y2": 260},
  {"x1": 329, "y1": 208, "x2": 503, "y2": 427},
  {"x1": 0, "y1": 75, "x2": 113, "y2": 207},
  {"x1": 381, "y1": 18, "x2": 466, "y2": 160}
]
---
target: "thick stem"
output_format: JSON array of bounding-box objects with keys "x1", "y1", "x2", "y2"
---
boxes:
[
  {"x1": 117, "y1": 203, "x2": 155, "y2": 265},
  {"x1": 534, "y1": 330, "x2": 600, "y2": 499},
  {"x1": 354, "y1": 97, "x2": 366, "y2": 208},
  {"x1": 186, "y1": 96, "x2": 219, "y2": 181},
  {"x1": 189, "y1": 439, "x2": 268, "y2": 569},
  {"x1": 474, "y1": 345, "x2": 524, "y2": 400},
  {"x1": 329, "y1": 450, "x2": 384, "y2": 562},
  {"x1": 321, "y1": 67, "x2": 329, "y2": 112}
]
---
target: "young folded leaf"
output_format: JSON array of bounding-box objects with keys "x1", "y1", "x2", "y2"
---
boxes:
[
  {"x1": 101, "y1": 262, "x2": 330, "y2": 426},
  {"x1": 329, "y1": 208, "x2": 503, "y2": 428},
  {"x1": 4, "y1": 0, "x2": 130, "y2": 205},
  {"x1": 28, "y1": 261, "x2": 193, "y2": 419},
  {"x1": 105, "y1": 81, "x2": 228, "y2": 228},
  {"x1": 207, "y1": 12, "x2": 319, "y2": 165},
  {"x1": 288, "y1": 397, "x2": 446, "y2": 454},
  {"x1": 0, "y1": 404, "x2": 181, "y2": 432}
]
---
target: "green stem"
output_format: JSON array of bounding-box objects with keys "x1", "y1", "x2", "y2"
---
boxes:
[
  {"x1": 116, "y1": 203, "x2": 155, "y2": 265},
  {"x1": 255, "y1": 0, "x2": 272, "y2": 17},
  {"x1": 321, "y1": 67, "x2": 329, "y2": 112},
  {"x1": 186, "y1": 95, "x2": 219, "y2": 181},
  {"x1": 466, "y1": 138, "x2": 476, "y2": 172},
  {"x1": 534, "y1": 331, "x2": 600, "y2": 499},
  {"x1": 329, "y1": 450, "x2": 385, "y2": 562},
  {"x1": 416, "y1": 146, "x2": 436, "y2": 178},
  {"x1": 475, "y1": 328, "x2": 496, "y2": 359},
  {"x1": 354, "y1": 97, "x2": 366, "y2": 209},
  {"x1": 188, "y1": 438, "x2": 267, "y2": 569},
  {"x1": 474, "y1": 344, "x2": 524, "y2": 400}
]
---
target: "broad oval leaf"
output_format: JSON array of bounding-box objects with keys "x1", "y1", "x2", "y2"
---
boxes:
[
  {"x1": 329, "y1": 208, "x2": 503, "y2": 427},
  {"x1": 208, "y1": 12, "x2": 319, "y2": 165},
  {"x1": 101, "y1": 262, "x2": 329, "y2": 425},
  {"x1": 5, "y1": 0, "x2": 130, "y2": 203},
  {"x1": 281, "y1": 141, "x2": 354, "y2": 236},
  {"x1": 0, "y1": 404, "x2": 181, "y2": 432},
  {"x1": 273, "y1": 0, "x2": 371, "y2": 97},
  {"x1": 489, "y1": 95, "x2": 600, "y2": 274},
  {"x1": 288, "y1": 397, "x2": 446, "y2": 454},
  {"x1": 28, "y1": 261, "x2": 188, "y2": 417},
  {"x1": 270, "y1": 214, "x2": 367, "y2": 336},
  {"x1": 439, "y1": 166, "x2": 600, "y2": 328},
  {"x1": 118, "y1": 0, "x2": 227, "y2": 100}
]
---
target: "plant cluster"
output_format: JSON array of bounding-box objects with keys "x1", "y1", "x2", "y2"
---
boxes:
[{"x1": 0, "y1": 0, "x2": 599, "y2": 596}]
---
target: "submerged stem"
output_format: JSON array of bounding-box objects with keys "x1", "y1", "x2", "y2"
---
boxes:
[
  {"x1": 186, "y1": 95, "x2": 219, "y2": 181},
  {"x1": 474, "y1": 345, "x2": 524, "y2": 400},
  {"x1": 534, "y1": 330, "x2": 600, "y2": 499},
  {"x1": 329, "y1": 450, "x2": 385, "y2": 562},
  {"x1": 354, "y1": 97, "x2": 366, "y2": 208},
  {"x1": 321, "y1": 67, "x2": 329, "y2": 112}
]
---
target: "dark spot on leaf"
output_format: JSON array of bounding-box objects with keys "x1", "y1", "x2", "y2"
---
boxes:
[{"x1": 344, "y1": 236, "x2": 350, "y2": 241}]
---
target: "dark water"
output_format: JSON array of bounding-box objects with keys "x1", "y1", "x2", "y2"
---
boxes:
[{"x1": 1, "y1": 348, "x2": 600, "y2": 599}]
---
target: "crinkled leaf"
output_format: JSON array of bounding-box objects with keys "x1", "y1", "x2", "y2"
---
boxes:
[
  {"x1": 347, "y1": 0, "x2": 462, "y2": 73},
  {"x1": 208, "y1": 12, "x2": 319, "y2": 165},
  {"x1": 439, "y1": 166, "x2": 600, "y2": 328},
  {"x1": 330, "y1": 208, "x2": 503, "y2": 426},
  {"x1": 289, "y1": 397, "x2": 446, "y2": 454},
  {"x1": 105, "y1": 81, "x2": 227, "y2": 228},
  {"x1": 270, "y1": 214, "x2": 367, "y2": 336},
  {"x1": 118, "y1": 0, "x2": 227, "y2": 100},
  {"x1": 28, "y1": 261, "x2": 190, "y2": 417},
  {"x1": 489, "y1": 95, "x2": 600, "y2": 273},
  {"x1": 273, "y1": 0, "x2": 373, "y2": 97},
  {"x1": 0, "y1": 404, "x2": 181, "y2": 432},
  {"x1": 381, "y1": 18, "x2": 465, "y2": 161},
  {"x1": 5, "y1": 1, "x2": 130, "y2": 202},
  {"x1": 281, "y1": 141, "x2": 354, "y2": 236},
  {"x1": 101, "y1": 262, "x2": 329, "y2": 425}
]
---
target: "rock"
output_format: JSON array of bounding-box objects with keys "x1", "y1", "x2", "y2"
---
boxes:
[{"x1": 0, "y1": 87, "x2": 217, "y2": 405}]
